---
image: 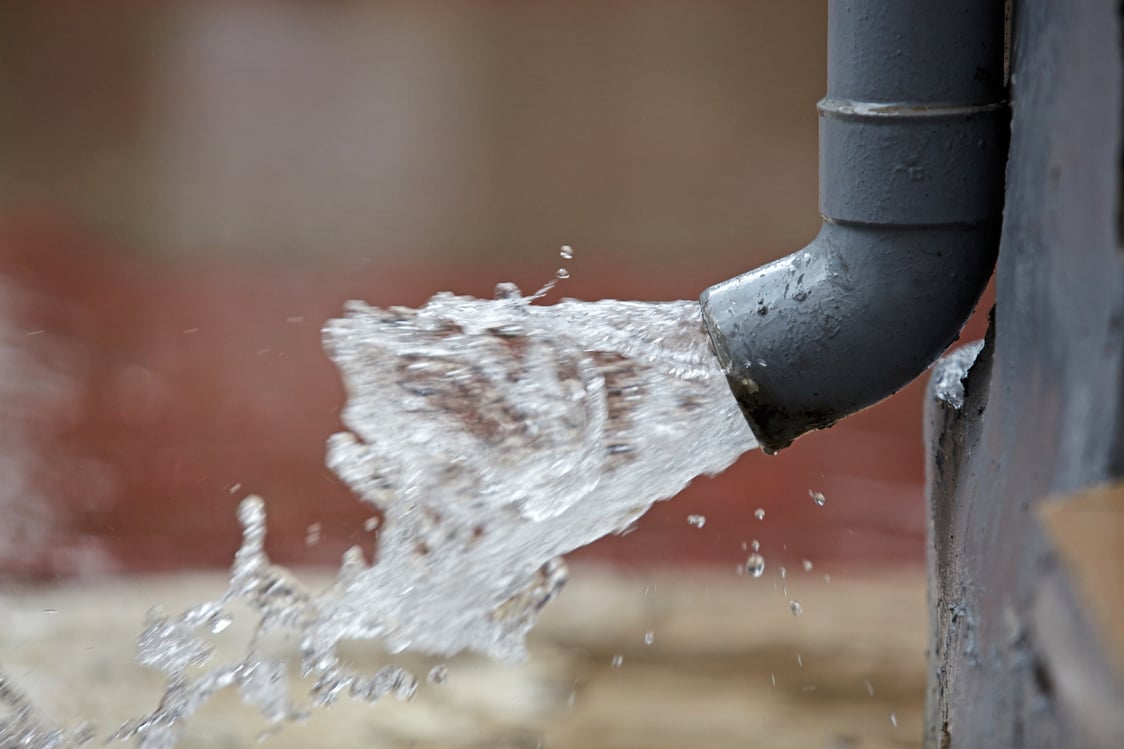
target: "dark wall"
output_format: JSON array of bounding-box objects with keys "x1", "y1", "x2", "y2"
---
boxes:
[{"x1": 925, "y1": 1, "x2": 1124, "y2": 746}]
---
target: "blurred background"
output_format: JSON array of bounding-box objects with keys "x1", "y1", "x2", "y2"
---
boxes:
[{"x1": 0, "y1": 2, "x2": 990, "y2": 746}]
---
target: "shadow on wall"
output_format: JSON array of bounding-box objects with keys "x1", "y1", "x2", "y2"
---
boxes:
[{"x1": 0, "y1": 0, "x2": 988, "y2": 578}]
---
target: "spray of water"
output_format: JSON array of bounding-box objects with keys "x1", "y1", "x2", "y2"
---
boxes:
[
  {"x1": 1, "y1": 282, "x2": 756, "y2": 747},
  {"x1": 320, "y1": 286, "x2": 755, "y2": 661}
]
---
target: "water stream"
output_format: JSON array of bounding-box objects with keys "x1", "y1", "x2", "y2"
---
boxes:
[
  {"x1": 1, "y1": 284, "x2": 757, "y2": 747},
  {"x1": 321, "y1": 286, "x2": 756, "y2": 661}
]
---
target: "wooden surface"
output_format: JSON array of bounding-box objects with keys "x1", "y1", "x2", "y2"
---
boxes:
[
  {"x1": 0, "y1": 566, "x2": 926, "y2": 748},
  {"x1": 1038, "y1": 482, "x2": 1124, "y2": 683}
]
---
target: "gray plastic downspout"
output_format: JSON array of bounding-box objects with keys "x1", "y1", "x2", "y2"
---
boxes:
[{"x1": 700, "y1": 0, "x2": 1009, "y2": 454}]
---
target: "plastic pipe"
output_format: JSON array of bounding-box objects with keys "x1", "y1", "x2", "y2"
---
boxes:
[{"x1": 700, "y1": 0, "x2": 1009, "y2": 453}]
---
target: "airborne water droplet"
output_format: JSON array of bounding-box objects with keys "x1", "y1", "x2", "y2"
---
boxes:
[
  {"x1": 611, "y1": 654, "x2": 624, "y2": 669},
  {"x1": 427, "y1": 664, "x2": 448, "y2": 686},
  {"x1": 556, "y1": 268, "x2": 570, "y2": 280},
  {"x1": 208, "y1": 613, "x2": 233, "y2": 634},
  {"x1": 394, "y1": 671, "x2": 419, "y2": 701},
  {"x1": 686, "y1": 514, "x2": 706, "y2": 528},
  {"x1": 643, "y1": 631, "x2": 654, "y2": 646},
  {"x1": 788, "y1": 600, "x2": 803, "y2": 616},
  {"x1": 560, "y1": 245, "x2": 574, "y2": 260},
  {"x1": 745, "y1": 553, "x2": 766, "y2": 578},
  {"x1": 802, "y1": 559, "x2": 814, "y2": 572},
  {"x1": 754, "y1": 508, "x2": 765, "y2": 520},
  {"x1": 809, "y1": 490, "x2": 826, "y2": 506},
  {"x1": 305, "y1": 522, "x2": 322, "y2": 546}
]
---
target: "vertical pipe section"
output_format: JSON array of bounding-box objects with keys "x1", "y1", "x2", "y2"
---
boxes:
[{"x1": 700, "y1": 0, "x2": 1008, "y2": 454}]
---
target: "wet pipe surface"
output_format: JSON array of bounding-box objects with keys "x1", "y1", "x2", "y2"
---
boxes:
[{"x1": 0, "y1": 230, "x2": 991, "y2": 578}]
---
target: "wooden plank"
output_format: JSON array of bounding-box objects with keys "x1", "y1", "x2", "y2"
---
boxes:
[{"x1": 1037, "y1": 481, "x2": 1124, "y2": 681}]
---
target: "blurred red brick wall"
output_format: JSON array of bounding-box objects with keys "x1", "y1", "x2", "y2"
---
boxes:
[
  {"x1": 0, "y1": 225, "x2": 993, "y2": 578},
  {"x1": 0, "y1": 1, "x2": 991, "y2": 578}
]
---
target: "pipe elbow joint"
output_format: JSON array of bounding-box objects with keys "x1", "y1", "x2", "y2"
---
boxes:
[
  {"x1": 702, "y1": 0, "x2": 1009, "y2": 453},
  {"x1": 701, "y1": 220, "x2": 1000, "y2": 453}
]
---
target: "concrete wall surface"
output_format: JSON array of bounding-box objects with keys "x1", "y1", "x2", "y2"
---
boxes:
[{"x1": 925, "y1": 1, "x2": 1124, "y2": 746}]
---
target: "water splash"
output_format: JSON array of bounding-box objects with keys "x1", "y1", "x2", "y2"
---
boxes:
[
  {"x1": 320, "y1": 286, "x2": 754, "y2": 661},
  {"x1": 4, "y1": 284, "x2": 759, "y2": 742},
  {"x1": 0, "y1": 674, "x2": 94, "y2": 749},
  {"x1": 2, "y1": 284, "x2": 757, "y2": 746}
]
